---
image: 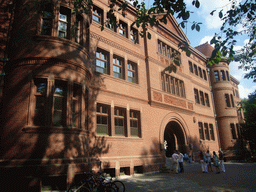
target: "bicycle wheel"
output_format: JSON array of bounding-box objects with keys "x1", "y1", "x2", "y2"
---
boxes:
[
  {"x1": 97, "y1": 183, "x2": 117, "y2": 192},
  {"x1": 112, "y1": 181, "x2": 125, "y2": 192}
]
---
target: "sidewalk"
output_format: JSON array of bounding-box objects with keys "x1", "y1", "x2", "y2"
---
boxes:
[
  {"x1": 120, "y1": 173, "x2": 210, "y2": 192},
  {"x1": 119, "y1": 159, "x2": 210, "y2": 192},
  {"x1": 119, "y1": 160, "x2": 256, "y2": 192}
]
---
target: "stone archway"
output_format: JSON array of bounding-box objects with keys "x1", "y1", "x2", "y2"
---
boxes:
[{"x1": 164, "y1": 121, "x2": 186, "y2": 157}]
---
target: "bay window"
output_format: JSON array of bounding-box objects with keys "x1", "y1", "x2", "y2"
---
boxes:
[{"x1": 32, "y1": 78, "x2": 82, "y2": 128}]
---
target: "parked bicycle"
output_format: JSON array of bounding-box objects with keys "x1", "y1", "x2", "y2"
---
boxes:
[{"x1": 67, "y1": 171, "x2": 125, "y2": 192}]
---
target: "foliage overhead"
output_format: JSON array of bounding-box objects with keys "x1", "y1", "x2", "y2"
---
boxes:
[
  {"x1": 240, "y1": 90, "x2": 256, "y2": 157},
  {"x1": 1, "y1": 0, "x2": 256, "y2": 81},
  {"x1": 208, "y1": 0, "x2": 256, "y2": 82}
]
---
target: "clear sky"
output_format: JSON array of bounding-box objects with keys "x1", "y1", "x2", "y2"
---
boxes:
[{"x1": 143, "y1": 0, "x2": 256, "y2": 99}]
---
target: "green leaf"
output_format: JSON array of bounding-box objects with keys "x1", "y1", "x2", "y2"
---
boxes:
[
  {"x1": 210, "y1": 10, "x2": 216, "y2": 15},
  {"x1": 219, "y1": 10, "x2": 223, "y2": 18},
  {"x1": 147, "y1": 32, "x2": 151, "y2": 39},
  {"x1": 191, "y1": 23, "x2": 195, "y2": 30},
  {"x1": 196, "y1": 24, "x2": 200, "y2": 31},
  {"x1": 195, "y1": 0, "x2": 200, "y2": 8}
]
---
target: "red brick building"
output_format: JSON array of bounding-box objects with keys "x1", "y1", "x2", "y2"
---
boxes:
[{"x1": 0, "y1": 0, "x2": 243, "y2": 191}]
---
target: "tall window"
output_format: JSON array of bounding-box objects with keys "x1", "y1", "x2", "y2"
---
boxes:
[
  {"x1": 203, "y1": 70, "x2": 207, "y2": 80},
  {"x1": 199, "y1": 91, "x2": 205, "y2": 105},
  {"x1": 161, "y1": 74, "x2": 185, "y2": 98},
  {"x1": 96, "y1": 49, "x2": 108, "y2": 74},
  {"x1": 58, "y1": 7, "x2": 70, "y2": 39},
  {"x1": 128, "y1": 61, "x2": 137, "y2": 83},
  {"x1": 230, "y1": 94, "x2": 235, "y2": 107},
  {"x1": 189, "y1": 61, "x2": 193, "y2": 73},
  {"x1": 119, "y1": 21, "x2": 127, "y2": 38},
  {"x1": 170, "y1": 77, "x2": 175, "y2": 94},
  {"x1": 226, "y1": 71, "x2": 230, "y2": 81},
  {"x1": 130, "y1": 110, "x2": 140, "y2": 137},
  {"x1": 114, "y1": 107, "x2": 126, "y2": 136},
  {"x1": 230, "y1": 123, "x2": 237, "y2": 139},
  {"x1": 198, "y1": 122, "x2": 204, "y2": 140},
  {"x1": 214, "y1": 70, "x2": 220, "y2": 81},
  {"x1": 113, "y1": 56, "x2": 124, "y2": 79},
  {"x1": 179, "y1": 81, "x2": 185, "y2": 98},
  {"x1": 158, "y1": 40, "x2": 180, "y2": 60},
  {"x1": 75, "y1": 15, "x2": 83, "y2": 44},
  {"x1": 41, "y1": 3, "x2": 53, "y2": 35},
  {"x1": 204, "y1": 123, "x2": 210, "y2": 140},
  {"x1": 96, "y1": 104, "x2": 110, "y2": 135},
  {"x1": 194, "y1": 64, "x2": 198, "y2": 76},
  {"x1": 34, "y1": 79, "x2": 47, "y2": 126},
  {"x1": 198, "y1": 67, "x2": 203, "y2": 78},
  {"x1": 165, "y1": 76, "x2": 170, "y2": 93},
  {"x1": 194, "y1": 89, "x2": 199, "y2": 104},
  {"x1": 53, "y1": 80, "x2": 67, "y2": 126},
  {"x1": 209, "y1": 124, "x2": 215, "y2": 140},
  {"x1": 221, "y1": 70, "x2": 226, "y2": 80},
  {"x1": 225, "y1": 94, "x2": 231, "y2": 107},
  {"x1": 130, "y1": 28, "x2": 138, "y2": 43},
  {"x1": 175, "y1": 79, "x2": 180, "y2": 96},
  {"x1": 92, "y1": 6, "x2": 103, "y2": 24},
  {"x1": 205, "y1": 93, "x2": 210, "y2": 107},
  {"x1": 33, "y1": 78, "x2": 82, "y2": 127},
  {"x1": 106, "y1": 16, "x2": 116, "y2": 31}
]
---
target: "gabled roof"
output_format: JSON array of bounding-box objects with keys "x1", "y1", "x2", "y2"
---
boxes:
[
  {"x1": 156, "y1": 13, "x2": 190, "y2": 44},
  {"x1": 165, "y1": 14, "x2": 190, "y2": 43}
]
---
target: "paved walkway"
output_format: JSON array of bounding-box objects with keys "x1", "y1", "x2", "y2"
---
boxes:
[{"x1": 119, "y1": 159, "x2": 256, "y2": 192}]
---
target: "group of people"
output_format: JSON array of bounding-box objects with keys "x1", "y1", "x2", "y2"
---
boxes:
[
  {"x1": 170, "y1": 150, "x2": 184, "y2": 173},
  {"x1": 198, "y1": 150, "x2": 225, "y2": 174},
  {"x1": 170, "y1": 149, "x2": 225, "y2": 174}
]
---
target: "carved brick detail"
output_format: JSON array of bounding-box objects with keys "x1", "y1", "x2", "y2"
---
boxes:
[
  {"x1": 164, "y1": 95, "x2": 186, "y2": 108},
  {"x1": 188, "y1": 102, "x2": 193, "y2": 110},
  {"x1": 153, "y1": 91, "x2": 162, "y2": 102}
]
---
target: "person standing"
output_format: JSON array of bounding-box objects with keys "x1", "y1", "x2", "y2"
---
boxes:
[
  {"x1": 206, "y1": 150, "x2": 213, "y2": 172},
  {"x1": 171, "y1": 150, "x2": 179, "y2": 173},
  {"x1": 198, "y1": 150, "x2": 207, "y2": 173},
  {"x1": 219, "y1": 150, "x2": 225, "y2": 172},
  {"x1": 213, "y1": 151, "x2": 221, "y2": 174},
  {"x1": 178, "y1": 151, "x2": 184, "y2": 173}
]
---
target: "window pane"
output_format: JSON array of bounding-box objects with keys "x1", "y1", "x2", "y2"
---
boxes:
[
  {"x1": 41, "y1": 19, "x2": 52, "y2": 35},
  {"x1": 53, "y1": 97, "x2": 63, "y2": 126},
  {"x1": 54, "y1": 82, "x2": 65, "y2": 96},
  {"x1": 59, "y1": 21, "x2": 67, "y2": 31},
  {"x1": 59, "y1": 13, "x2": 67, "y2": 21},
  {"x1": 35, "y1": 80, "x2": 47, "y2": 95},
  {"x1": 34, "y1": 96, "x2": 45, "y2": 126}
]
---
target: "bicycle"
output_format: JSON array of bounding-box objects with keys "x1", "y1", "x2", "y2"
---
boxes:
[{"x1": 67, "y1": 172, "x2": 117, "y2": 192}]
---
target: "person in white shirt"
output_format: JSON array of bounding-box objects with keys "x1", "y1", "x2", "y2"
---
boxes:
[
  {"x1": 171, "y1": 150, "x2": 179, "y2": 173},
  {"x1": 178, "y1": 151, "x2": 184, "y2": 173}
]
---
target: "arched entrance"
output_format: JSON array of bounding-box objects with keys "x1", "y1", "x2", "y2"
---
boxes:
[{"x1": 164, "y1": 121, "x2": 186, "y2": 157}]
